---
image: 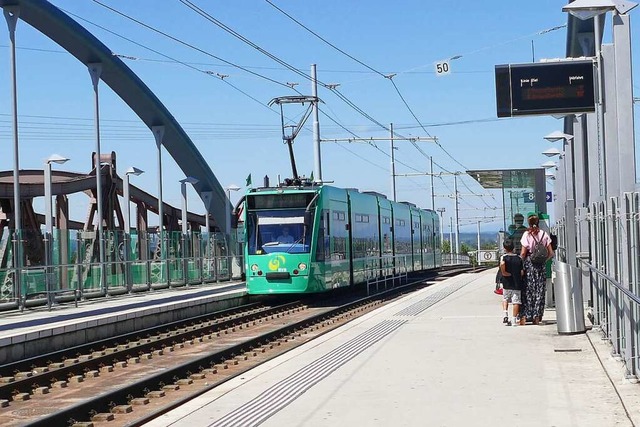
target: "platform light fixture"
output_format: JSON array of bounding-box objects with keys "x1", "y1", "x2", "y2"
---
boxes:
[
  {"x1": 543, "y1": 131, "x2": 575, "y2": 143},
  {"x1": 563, "y1": 0, "x2": 637, "y2": 20},
  {"x1": 542, "y1": 148, "x2": 562, "y2": 157}
]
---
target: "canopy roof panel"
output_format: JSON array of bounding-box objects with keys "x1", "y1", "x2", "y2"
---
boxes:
[{"x1": 466, "y1": 169, "x2": 543, "y2": 189}]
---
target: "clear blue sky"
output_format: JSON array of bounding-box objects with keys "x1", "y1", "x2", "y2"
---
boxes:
[{"x1": 0, "y1": 0, "x2": 638, "y2": 233}]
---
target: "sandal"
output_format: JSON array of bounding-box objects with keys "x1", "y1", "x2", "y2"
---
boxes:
[{"x1": 519, "y1": 317, "x2": 527, "y2": 326}]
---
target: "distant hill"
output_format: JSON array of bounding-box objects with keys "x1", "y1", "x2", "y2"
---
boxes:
[{"x1": 443, "y1": 232, "x2": 499, "y2": 248}]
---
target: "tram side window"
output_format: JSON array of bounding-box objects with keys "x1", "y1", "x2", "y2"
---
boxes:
[
  {"x1": 332, "y1": 210, "x2": 347, "y2": 260},
  {"x1": 316, "y1": 210, "x2": 330, "y2": 261}
]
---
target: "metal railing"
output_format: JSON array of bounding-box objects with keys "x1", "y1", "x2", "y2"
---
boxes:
[
  {"x1": 363, "y1": 255, "x2": 410, "y2": 295},
  {"x1": 442, "y1": 253, "x2": 471, "y2": 266},
  {"x1": 581, "y1": 192, "x2": 640, "y2": 379},
  {"x1": 0, "y1": 254, "x2": 241, "y2": 312}
]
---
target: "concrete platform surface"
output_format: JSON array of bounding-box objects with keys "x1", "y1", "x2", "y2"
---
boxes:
[{"x1": 148, "y1": 270, "x2": 639, "y2": 427}]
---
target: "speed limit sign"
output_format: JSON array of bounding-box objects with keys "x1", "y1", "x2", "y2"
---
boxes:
[{"x1": 434, "y1": 60, "x2": 451, "y2": 76}]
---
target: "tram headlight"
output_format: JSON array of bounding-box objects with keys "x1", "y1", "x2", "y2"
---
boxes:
[
  {"x1": 297, "y1": 262, "x2": 307, "y2": 271},
  {"x1": 251, "y1": 264, "x2": 259, "y2": 272}
]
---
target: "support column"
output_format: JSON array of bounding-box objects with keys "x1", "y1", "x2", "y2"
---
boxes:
[
  {"x1": 311, "y1": 64, "x2": 322, "y2": 182},
  {"x1": 613, "y1": 14, "x2": 637, "y2": 194},
  {"x1": 152, "y1": 125, "x2": 165, "y2": 255},
  {"x1": 55, "y1": 195, "x2": 69, "y2": 290},
  {"x1": 4, "y1": 6, "x2": 21, "y2": 304},
  {"x1": 88, "y1": 63, "x2": 106, "y2": 291},
  {"x1": 602, "y1": 44, "x2": 620, "y2": 198}
]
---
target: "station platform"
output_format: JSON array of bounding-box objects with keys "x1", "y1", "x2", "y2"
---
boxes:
[
  {"x1": 149, "y1": 269, "x2": 640, "y2": 427},
  {"x1": 0, "y1": 281, "x2": 247, "y2": 364}
]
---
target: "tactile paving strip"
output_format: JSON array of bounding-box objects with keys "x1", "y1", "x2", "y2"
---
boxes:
[{"x1": 209, "y1": 277, "x2": 474, "y2": 426}]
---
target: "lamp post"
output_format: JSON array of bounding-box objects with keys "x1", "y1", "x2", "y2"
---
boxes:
[
  {"x1": 225, "y1": 185, "x2": 241, "y2": 241},
  {"x1": 44, "y1": 154, "x2": 69, "y2": 308},
  {"x1": 200, "y1": 191, "x2": 213, "y2": 280},
  {"x1": 123, "y1": 167, "x2": 144, "y2": 291},
  {"x1": 180, "y1": 177, "x2": 199, "y2": 284},
  {"x1": 225, "y1": 184, "x2": 241, "y2": 280}
]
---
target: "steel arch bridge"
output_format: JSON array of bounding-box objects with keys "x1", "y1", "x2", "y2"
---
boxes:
[{"x1": 0, "y1": 0, "x2": 229, "y2": 232}]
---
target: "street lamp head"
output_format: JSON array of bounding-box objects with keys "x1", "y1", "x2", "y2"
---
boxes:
[
  {"x1": 46, "y1": 154, "x2": 69, "y2": 165},
  {"x1": 180, "y1": 176, "x2": 200, "y2": 185},
  {"x1": 563, "y1": 0, "x2": 638, "y2": 20},
  {"x1": 125, "y1": 166, "x2": 144, "y2": 176},
  {"x1": 541, "y1": 161, "x2": 558, "y2": 169},
  {"x1": 226, "y1": 184, "x2": 241, "y2": 192},
  {"x1": 543, "y1": 131, "x2": 574, "y2": 142},
  {"x1": 545, "y1": 170, "x2": 556, "y2": 179},
  {"x1": 542, "y1": 147, "x2": 562, "y2": 157}
]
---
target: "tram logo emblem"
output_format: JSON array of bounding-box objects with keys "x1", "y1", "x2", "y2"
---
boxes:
[{"x1": 268, "y1": 255, "x2": 286, "y2": 271}]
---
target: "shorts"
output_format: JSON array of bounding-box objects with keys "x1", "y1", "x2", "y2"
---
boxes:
[{"x1": 502, "y1": 289, "x2": 521, "y2": 305}]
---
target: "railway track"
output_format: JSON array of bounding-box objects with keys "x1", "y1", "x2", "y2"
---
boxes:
[{"x1": 0, "y1": 266, "x2": 479, "y2": 426}]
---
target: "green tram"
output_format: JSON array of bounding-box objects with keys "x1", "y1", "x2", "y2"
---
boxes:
[{"x1": 240, "y1": 183, "x2": 442, "y2": 294}]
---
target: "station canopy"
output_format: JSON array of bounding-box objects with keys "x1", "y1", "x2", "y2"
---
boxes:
[
  {"x1": 466, "y1": 168, "x2": 547, "y2": 239},
  {"x1": 467, "y1": 169, "x2": 540, "y2": 189}
]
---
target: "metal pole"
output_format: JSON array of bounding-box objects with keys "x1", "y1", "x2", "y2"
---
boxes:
[
  {"x1": 454, "y1": 173, "x2": 460, "y2": 254},
  {"x1": 88, "y1": 63, "x2": 106, "y2": 291},
  {"x1": 390, "y1": 123, "x2": 396, "y2": 201},
  {"x1": 123, "y1": 173, "x2": 131, "y2": 291},
  {"x1": 477, "y1": 221, "x2": 481, "y2": 253},
  {"x1": 430, "y1": 156, "x2": 435, "y2": 210},
  {"x1": 152, "y1": 125, "x2": 165, "y2": 254},
  {"x1": 44, "y1": 162, "x2": 53, "y2": 243},
  {"x1": 311, "y1": 64, "x2": 322, "y2": 182},
  {"x1": 449, "y1": 217, "x2": 453, "y2": 254},
  {"x1": 44, "y1": 161, "x2": 52, "y2": 307},
  {"x1": 594, "y1": 13, "x2": 607, "y2": 199},
  {"x1": 225, "y1": 188, "x2": 231, "y2": 245},
  {"x1": 4, "y1": 6, "x2": 21, "y2": 304},
  {"x1": 181, "y1": 181, "x2": 188, "y2": 284},
  {"x1": 200, "y1": 191, "x2": 212, "y2": 280},
  {"x1": 437, "y1": 208, "x2": 445, "y2": 250}
]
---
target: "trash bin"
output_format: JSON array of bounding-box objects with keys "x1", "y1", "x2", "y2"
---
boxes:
[{"x1": 553, "y1": 261, "x2": 586, "y2": 334}]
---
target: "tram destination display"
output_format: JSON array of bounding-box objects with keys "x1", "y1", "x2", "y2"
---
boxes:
[{"x1": 495, "y1": 60, "x2": 595, "y2": 117}]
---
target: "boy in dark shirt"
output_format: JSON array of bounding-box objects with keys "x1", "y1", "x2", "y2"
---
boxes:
[{"x1": 500, "y1": 239, "x2": 524, "y2": 326}]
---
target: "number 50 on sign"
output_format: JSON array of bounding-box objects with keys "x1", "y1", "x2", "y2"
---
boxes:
[{"x1": 434, "y1": 60, "x2": 451, "y2": 76}]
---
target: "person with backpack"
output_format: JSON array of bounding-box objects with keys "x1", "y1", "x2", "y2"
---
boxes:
[{"x1": 519, "y1": 213, "x2": 553, "y2": 325}]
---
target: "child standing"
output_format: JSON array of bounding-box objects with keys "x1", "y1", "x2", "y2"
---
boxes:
[{"x1": 500, "y1": 240, "x2": 524, "y2": 326}]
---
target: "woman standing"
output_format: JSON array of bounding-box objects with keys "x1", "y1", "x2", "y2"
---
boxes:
[{"x1": 519, "y1": 213, "x2": 553, "y2": 325}]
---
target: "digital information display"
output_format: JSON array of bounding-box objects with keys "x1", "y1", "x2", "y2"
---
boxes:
[
  {"x1": 495, "y1": 60, "x2": 595, "y2": 118},
  {"x1": 248, "y1": 193, "x2": 314, "y2": 210}
]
